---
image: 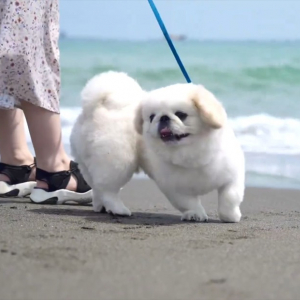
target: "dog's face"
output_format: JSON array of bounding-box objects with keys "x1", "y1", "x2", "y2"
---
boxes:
[
  {"x1": 137, "y1": 83, "x2": 226, "y2": 147},
  {"x1": 144, "y1": 89, "x2": 200, "y2": 145}
]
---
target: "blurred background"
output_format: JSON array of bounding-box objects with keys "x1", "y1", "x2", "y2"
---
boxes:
[{"x1": 30, "y1": 0, "x2": 300, "y2": 189}]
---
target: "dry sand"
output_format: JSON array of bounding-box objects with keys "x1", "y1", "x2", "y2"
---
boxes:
[{"x1": 0, "y1": 179, "x2": 299, "y2": 300}]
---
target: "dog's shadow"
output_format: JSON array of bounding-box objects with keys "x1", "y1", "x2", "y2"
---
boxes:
[{"x1": 28, "y1": 206, "x2": 221, "y2": 226}]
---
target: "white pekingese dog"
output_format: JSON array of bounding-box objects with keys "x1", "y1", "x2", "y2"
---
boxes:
[
  {"x1": 71, "y1": 71, "x2": 245, "y2": 222},
  {"x1": 136, "y1": 83, "x2": 245, "y2": 223}
]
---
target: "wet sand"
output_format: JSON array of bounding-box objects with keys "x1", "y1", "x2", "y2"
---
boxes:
[{"x1": 0, "y1": 179, "x2": 300, "y2": 300}]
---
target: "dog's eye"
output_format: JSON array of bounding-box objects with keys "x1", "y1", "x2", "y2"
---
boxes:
[
  {"x1": 149, "y1": 114, "x2": 155, "y2": 123},
  {"x1": 175, "y1": 111, "x2": 187, "y2": 121}
]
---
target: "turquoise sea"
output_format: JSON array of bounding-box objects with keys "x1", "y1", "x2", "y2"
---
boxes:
[{"x1": 28, "y1": 39, "x2": 300, "y2": 189}]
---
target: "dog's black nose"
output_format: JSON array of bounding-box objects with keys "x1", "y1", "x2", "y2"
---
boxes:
[{"x1": 160, "y1": 115, "x2": 170, "y2": 122}]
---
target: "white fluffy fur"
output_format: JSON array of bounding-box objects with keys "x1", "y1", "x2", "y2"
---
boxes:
[
  {"x1": 139, "y1": 83, "x2": 245, "y2": 222},
  {"x1": 70, "y1": 71, "x2": 145, "y2": 216},
  {"x1": 71, "y1": 71, "x2": 245, "y2": 222}
]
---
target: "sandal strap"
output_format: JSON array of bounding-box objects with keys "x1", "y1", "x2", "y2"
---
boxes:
[
  {"x1": 35, "y1": 161, "x2": 91, "y2": 193},
  {"x1": 69, "y1": 161, "x2": 91, "y2": 193},
  {"x1": 0, "y1": 160, "x2": 35, "y2": 185}
]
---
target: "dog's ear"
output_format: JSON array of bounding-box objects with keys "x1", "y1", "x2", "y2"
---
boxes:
[
  {"x1": 134, "y1": 104, "x2": 144, "y2": 135},
  {"x1": 191, "y1": 85, "x2": 227, "y2": 129}
]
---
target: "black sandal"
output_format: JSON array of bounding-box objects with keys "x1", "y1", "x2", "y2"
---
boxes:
[
  {"x1": 0, "y1": 161, "x2": 36, "y2": 197},
  {"x1": 30, "y1": 161, "x2": 92, "y2": 204}
]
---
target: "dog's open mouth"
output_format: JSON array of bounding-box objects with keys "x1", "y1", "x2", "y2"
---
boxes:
[{"x1": 160, "y1": 127, "x2": 190, "y2": 142}]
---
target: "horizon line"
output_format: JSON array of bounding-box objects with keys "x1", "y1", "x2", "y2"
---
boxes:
[{"x1": 59, "y1": 36, "x2": 300, "y2": 43}]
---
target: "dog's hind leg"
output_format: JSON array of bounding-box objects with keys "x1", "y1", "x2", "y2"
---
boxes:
[
  {"x1": 92, "y1": 188, "x2": 104, "y2": 213},
  {"x1": 93, "y1": 188, "x2": 131, "y2": 216},
  {"x1": 87, "y1": 151, "x2": 136, "y2": 216},
  {"x1": 217, "y1": 183, "x2": 244, "y2": 223}
]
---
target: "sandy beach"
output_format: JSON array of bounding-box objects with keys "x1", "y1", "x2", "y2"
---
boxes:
[{"x1": 0, "y1": 179, "x2": 299, "y2": 300}]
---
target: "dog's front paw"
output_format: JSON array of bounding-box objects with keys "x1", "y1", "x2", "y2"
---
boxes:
[
  {"x1": 181, "y1": 210, "x2": 208, "y2": 222},
  {"x1": 219, "y1": 206, "x2": 241, "y2": 223},
  {"x1": 105, "y1": 202, "x2": 132, "y2": 217}
]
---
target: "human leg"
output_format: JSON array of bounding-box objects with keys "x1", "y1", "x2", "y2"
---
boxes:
[
  {"x1": 21, "y1": 101, "x2": 92, "y2": 204},
  {"x1": 0, "y1": 108, "x2": 36, "y2": 197}
]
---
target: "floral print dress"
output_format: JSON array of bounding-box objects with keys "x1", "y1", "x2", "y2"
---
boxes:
[{"x1": 0, "y1": 0, "x2": 60, "y2": 113}]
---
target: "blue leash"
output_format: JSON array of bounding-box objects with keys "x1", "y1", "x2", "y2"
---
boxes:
[{"x1": 147, "y1": 0, "x2": 192, "y2": 83}]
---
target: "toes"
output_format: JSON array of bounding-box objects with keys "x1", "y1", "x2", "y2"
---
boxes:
[
  {"x1": 107, "y1": 210, "x2": 132, "y2": 217},
  {"x1": 106, "y1": 204, "x2": 132, "y2": 217},
  {"x1": 181, "y1": 211, "x2": 208, "y2": 222}
]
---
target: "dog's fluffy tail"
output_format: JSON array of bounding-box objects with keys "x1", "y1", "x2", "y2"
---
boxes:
[{"x1": 81, "y1": 71, "x2": 144, "y2": 111}]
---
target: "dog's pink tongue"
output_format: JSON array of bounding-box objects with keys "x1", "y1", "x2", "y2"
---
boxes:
[{"x1": 160, "y1": 127, "x2": 172, "y2": 135}]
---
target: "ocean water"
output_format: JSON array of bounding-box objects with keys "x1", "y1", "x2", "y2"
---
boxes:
[{"x1": 29, "y1": 39, "x2": 300, "y2": 189}]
